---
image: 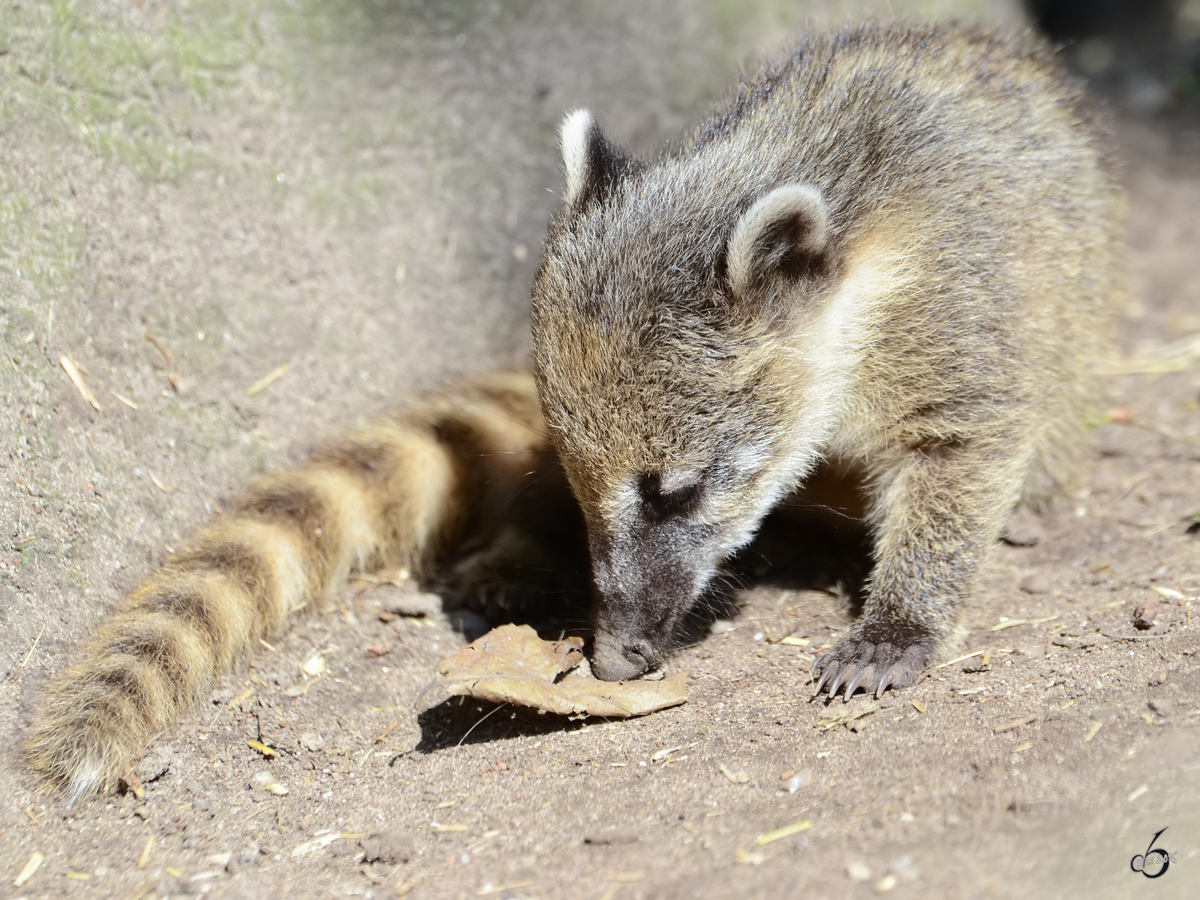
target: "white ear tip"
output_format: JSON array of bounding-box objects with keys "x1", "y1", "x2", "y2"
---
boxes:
[
  {"x1": 766, "y1": 185, "x2": 827, "y2": 250},
  {"x1": 560, "y1": 109, "x2": 595, "y2": 205},
  {"x1": 561, "y1": 109, "x2": 594, "y2": 144},
  {"x1": 727, "y1": 183, "x2": 829, "y2": 296}
]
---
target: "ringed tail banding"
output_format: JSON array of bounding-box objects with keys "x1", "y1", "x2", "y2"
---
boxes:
[{"x1": 25, "y1": 373, "x2": 547, "y2": 802}]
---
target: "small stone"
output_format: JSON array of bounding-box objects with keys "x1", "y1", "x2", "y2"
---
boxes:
[
  {"x1": 193, "y1": 797, "x2": 211, "y2": 812},
  {"x1": 133, "y1": 806, "x2": 151, "y2": 821},
  {"x1": 889, "y1": 853, "x2": 919, "y2": 883},
  {"x1": 1002, "y1": 512, "x2": 1043, "y2": 547},
  {"x1": 448, "y1": 609, "x2": 490, "y2": 642},
  {"x1": 582, "y1": 829, "x2": 639, "y2": 846},
  {"x1": 1019, "y1": 573, "x2": 1052, "y2": 595},
  {"x1": 186, "y1": 780, "x2": 204, "y2": 795},
  {"x1": 1133, "y1": 598, "x2": 1160, "y2": 630},
  {"x1": 300, "y1": 732, "x2": 325, "y2": 752},
  {"x1": 784, "y1": 770, "x2": 813, "y2": 793},
  {"x1": 365, "y1": 640, "x2": 392, "y2": 658},
  {"x1": 360, "y1": 830, "x2": 415, "y2": 865},
  {"x1": 847, "y1": 860, "x2": 871, "y2": 882},
  {"x1": 236, "y1": 846, "x2": 261, "y2": 866},
  {"x1": 375, "y1": 587, "x2": 441, "y2": 618},
  {"x1": 1148, "y1": 698, "x2": 1174, "y2": 716},
  {"x1": 138, "y1": 747, "x2": 174, "y2": 783}
]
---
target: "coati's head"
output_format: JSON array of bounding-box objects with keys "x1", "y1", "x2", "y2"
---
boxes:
[{"x1": 531, "y1": 110, "x2": 842, "y2": 681}]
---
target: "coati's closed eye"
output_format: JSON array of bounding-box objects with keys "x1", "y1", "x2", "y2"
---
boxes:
[{"x1": 639, "y1": 471, "x2": 703, "y2": 520}]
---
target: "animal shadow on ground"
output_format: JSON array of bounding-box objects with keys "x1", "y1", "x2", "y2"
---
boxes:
[{"x1": 414, "y1": 460, "x2": 873, "y2": 751}]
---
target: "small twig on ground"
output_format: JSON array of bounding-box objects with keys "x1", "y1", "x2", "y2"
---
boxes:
[
  {"x1": 457, "y1": 704, "x2": 506, "y2": 747},
  {"x1": 20, "y1": 622, "x2": 47, "y2": 668},
  {"x1": 60, "y1": 356, "x2": 100, "y2": 410}
]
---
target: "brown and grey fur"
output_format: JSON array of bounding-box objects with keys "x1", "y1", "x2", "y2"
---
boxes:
[
  {"x1": 531, "y1": 22, "x2": 1120, "y2": 687},
  {"x1": 28, "y1": 22, "x2": 1122, "y2": 801}
]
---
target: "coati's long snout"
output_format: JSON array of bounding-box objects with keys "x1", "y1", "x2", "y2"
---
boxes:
[
  {"x1": 586, "y1": 529, "x2": 714, "y2": 681},
  {"x1": 590, "y1": 587, "x2": 686, "y2": 682}
]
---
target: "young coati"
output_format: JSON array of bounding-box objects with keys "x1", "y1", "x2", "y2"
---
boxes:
[{"x1": 27, "y1": 22, "x2": 1121, "y2": 802}]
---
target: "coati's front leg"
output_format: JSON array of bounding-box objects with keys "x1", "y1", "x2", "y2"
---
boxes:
[{"x1": 812, "y1": 437, "x2": 1029, "y2": 698}]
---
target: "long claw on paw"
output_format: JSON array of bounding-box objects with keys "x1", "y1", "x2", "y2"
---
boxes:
[
  {"x1": 845, "y1": 665, "x2": 873, "y2": 699},
  {"x1": 808, "y1": 624, "x2": 937, "y2": 699}
]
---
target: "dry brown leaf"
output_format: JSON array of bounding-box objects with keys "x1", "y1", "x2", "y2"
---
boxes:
[
  {"x1": 433, "y1": 624, "x2": 687, "y2": 718},
  {"x1": 438, "y1": 623, "x2": 583, "y2": 680}
]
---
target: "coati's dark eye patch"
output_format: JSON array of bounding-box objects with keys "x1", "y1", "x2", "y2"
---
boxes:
[{"x1": 639, "y1": 471, "x2": 703, "y2": 520}]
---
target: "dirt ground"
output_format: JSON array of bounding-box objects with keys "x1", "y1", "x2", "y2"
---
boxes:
[{"x1": 2, "y1": 1, "x2": 1199, "y2": 898}]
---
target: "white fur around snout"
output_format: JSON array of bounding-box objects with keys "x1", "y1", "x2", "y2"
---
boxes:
[
  {"x1": 727, "y1": 184, "x2": 829, "y2": 297},
  {"x1": 560, "y1": 109, "x2": 596, "y2": 206}
]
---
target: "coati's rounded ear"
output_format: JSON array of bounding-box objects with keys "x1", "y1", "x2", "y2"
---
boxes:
[
  {"x1": 726, "y1": 184, "x2": 829, "y2": 298},
  {"x1": 560, "y1": 109, "x2": 641, "y2": 209}
]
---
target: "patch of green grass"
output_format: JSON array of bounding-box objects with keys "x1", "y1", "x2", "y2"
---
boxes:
[
  {"x1": 0, "y1": 193, "x2": 84, "y2": 306},
  {"x1": 0, "y1": 0, "x2": 273, "y2": 180},
  {"x1": 0, "y1": 1, "x2": 297, "y2": 329}
]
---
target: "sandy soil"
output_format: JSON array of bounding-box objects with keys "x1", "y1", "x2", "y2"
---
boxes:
[{"x1": 2, "y1": 1, "x2": 1199, "y2": 898}]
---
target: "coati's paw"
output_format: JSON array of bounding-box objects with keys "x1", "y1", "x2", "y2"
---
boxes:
[
  {"x1": 443, "y1": 546, "x2": 543, "y2": 617},
  {"x1": 442, "y1": 528, "x2": 583, "y2": 620},
  {"x1": 811, "y1": 623, "x2": 938, "y2": 700}
]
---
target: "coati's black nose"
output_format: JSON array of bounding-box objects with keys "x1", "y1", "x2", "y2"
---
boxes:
[{"x1": 592, "y1": 633, "x2": 654, "y2": 681}]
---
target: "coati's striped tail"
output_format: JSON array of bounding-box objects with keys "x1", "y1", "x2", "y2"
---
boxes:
[{"x1": 26, "y1": 373, "x2": 548, "y2": 802}]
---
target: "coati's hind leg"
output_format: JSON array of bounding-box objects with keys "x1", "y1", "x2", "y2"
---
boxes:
[
  {"x1": 811, "y1": 435, "x2": 1030, "y2": 698},
  {"x1": 439, "y1": 451, "x2": 591, "y2": 623},
  {"x1": 26, "y1": 373, "x2": 549, "y2": 802}
]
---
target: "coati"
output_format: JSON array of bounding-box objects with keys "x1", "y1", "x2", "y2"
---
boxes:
[{"x1": 27, "y1": 22, "x2": 1121, "y2": 802}]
